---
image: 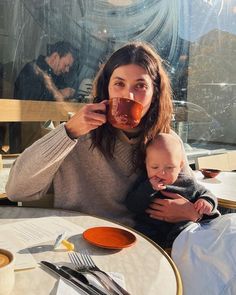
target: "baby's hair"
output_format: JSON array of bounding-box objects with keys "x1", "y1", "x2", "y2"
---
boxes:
[{"x1": 145, "y1": 133, "x2": 182, "y2": 154}]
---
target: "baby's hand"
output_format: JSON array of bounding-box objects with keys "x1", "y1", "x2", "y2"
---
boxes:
[
  {"x1": 194, "y1": 199, "x2": 213, "y2": 215},
  {"x1": 149, "y1": 176, "x2": 166, "y2": 191}
]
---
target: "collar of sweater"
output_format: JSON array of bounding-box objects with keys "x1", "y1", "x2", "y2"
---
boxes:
[{"x1": 116, "y1": 129, "x2": 142, "y2": 145}]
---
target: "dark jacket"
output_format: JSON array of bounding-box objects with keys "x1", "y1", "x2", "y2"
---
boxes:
[{"x1": 14, "y1": 55, "x2": 67, "y2": 101}]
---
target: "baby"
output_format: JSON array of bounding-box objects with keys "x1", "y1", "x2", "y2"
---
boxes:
[{"x1": 126, "y1": 133, "x2": 220, "y2": 248}]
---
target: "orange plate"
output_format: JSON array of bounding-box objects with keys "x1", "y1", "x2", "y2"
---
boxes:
[{"x1": 83, "y1": 226, "x2": 136, "y2": 249}]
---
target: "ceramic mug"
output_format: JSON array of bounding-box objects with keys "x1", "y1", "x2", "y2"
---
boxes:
[
  {"x1": 107, "y1": 97, "x2": 143, "y2": 129},
  {"x1": 0, "y1": 249, "x2": 15, "y2": 295}
]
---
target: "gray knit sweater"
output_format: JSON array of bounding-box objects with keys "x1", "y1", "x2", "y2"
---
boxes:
[{"x1": 6, "y1": 124, "x2": 192, "y2": 227}]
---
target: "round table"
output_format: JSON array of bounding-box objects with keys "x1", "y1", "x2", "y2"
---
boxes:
[
  {"x1": 194, "y1": 171, "x2": 236, "y2": 209},
  {"x1": 0, "y1": 207, "x2": 182, "y2": 295}
]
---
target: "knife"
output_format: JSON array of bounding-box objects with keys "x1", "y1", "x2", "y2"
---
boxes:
[
  {"x1": 61, "y1": 265, "x2": 108, "y2": 295},
  {"x1": 41, "y1": 261, "x2": 100, "y2": 295}
]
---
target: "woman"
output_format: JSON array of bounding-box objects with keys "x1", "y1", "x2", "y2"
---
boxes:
[{"x1": 6, "y1": 41, "x2": 200, "y2": 226}]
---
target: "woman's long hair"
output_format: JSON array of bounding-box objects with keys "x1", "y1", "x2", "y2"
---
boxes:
[{"x1": 91, "y1": 41, "x2": 173, "y2": 168}]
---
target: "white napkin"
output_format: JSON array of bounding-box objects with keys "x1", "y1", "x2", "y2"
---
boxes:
[
  {"x1": 57, "y1": 279, "x2": 86, "y2": 295},
  {"x1": 56, "y1": 272, "x2": 125, "y2": 295}
]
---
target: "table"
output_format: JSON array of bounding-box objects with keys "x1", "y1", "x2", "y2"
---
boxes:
[
  {"x1": 0, "y1": 207, "x2": 182, "y2": 295},
  {"x1": 194, "y1": 171, "x2": 236, "y2": 209}
]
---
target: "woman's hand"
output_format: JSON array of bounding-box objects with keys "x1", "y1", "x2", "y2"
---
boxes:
[
  {"x1": 145, "y1": 191, "x2": 201, "y2": 223},
  {"x1": 65, "y1": 101, "x2": 108, "y2": 139}
]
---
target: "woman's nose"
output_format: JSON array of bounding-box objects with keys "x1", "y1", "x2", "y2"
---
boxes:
[{"x1": 125, "y1": 92, "x2": 134, "y2": 100}]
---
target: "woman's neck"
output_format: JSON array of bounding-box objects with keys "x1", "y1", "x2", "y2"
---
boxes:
[{"x1": 123, "y1": 129, "x2": 142, "y2": 139}]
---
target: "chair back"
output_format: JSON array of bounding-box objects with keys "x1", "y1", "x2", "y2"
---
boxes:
[
  {"x1": 0, "y1": 99, "x2": 84, "y2": 122},
  {"x1": 196, "y1": 152, "x2": 236, "y2": 171},
  {"x1": 227, "y1": 151, "x2": 236, "y2": 171},
  {"x1": 0, "y1": 99, "x2": 85, "y2": 152},
  {"x1": 0, "y1": 99, "x2": 85, "y2": 207}
]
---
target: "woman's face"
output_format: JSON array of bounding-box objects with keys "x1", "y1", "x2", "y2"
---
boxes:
[{"x1": 108, "y1": 64, "x2": 154, "y2": 117}]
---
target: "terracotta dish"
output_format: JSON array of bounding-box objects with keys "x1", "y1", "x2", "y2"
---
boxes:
[
  {"x1": 200, "y1": 168, "x2": 221, "y2": 178},
  {"x1": 83, "y1": 226, "x2": 136, "y2": 249}
]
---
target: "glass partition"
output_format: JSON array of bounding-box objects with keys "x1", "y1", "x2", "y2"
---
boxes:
[{"x1": 0, "y1": 0, "x2": 235, "y2": 156}]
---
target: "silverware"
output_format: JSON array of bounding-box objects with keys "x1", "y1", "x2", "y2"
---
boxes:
[
  {"x1": 80, "y1": 251, "x2": 131, "y2": 295},
  {"x1": 68, "y1": 252, "x2": 120, "y2": 295},
  {"x1": 40, "y1": 261, "x2": 97, "y2": 295},
  {"x1": 61, "y1": 265, "x2": 108, "y2": 295}
]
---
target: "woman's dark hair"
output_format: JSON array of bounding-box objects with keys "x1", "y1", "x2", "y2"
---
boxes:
[{"x1": 91, "y1": 41, "x2": 173, "y2": 168}]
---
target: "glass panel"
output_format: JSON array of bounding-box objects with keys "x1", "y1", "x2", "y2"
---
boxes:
[{"x1": 0, "y1": 0, "x2": 235, "y2": 157}]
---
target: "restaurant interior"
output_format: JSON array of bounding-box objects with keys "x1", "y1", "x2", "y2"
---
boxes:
[{"x1": 0, "y1": 1, "x2": 236, "y2": 294}]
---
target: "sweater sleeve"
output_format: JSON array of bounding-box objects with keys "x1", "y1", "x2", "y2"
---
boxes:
[
  {"x1": 6, "y1": 123, "x2": 77, "y2": 202},
  {"x1": 194, "y1": 183, "x2": 218, "y2": 210},
  {"x1": 125, "y1": 178, "x2": 156, "y2": 214},
  {"x1": 194, "y1": 182, "x2": 221, "y2": 219}
]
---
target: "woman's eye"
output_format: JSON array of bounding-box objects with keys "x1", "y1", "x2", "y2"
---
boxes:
[
  {"x1": 114, "y1": 81, "x2": 124, "y2": 87},
  {"x1": 136, "y1": 83, "x2": 148, "y2": 90}
]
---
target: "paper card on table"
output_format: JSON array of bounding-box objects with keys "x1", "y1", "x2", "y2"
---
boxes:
[
  {"x1": 0, "y1": 217, "x2": 84, "y2": 270},
  {"x1": 0, "y1": 216, "x2": 84, "y2": 247},
  {"x1": 0, "y1": 231, "x2": 37, "y2": 270}
]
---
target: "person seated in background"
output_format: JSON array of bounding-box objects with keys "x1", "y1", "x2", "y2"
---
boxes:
[
  {"x1": 10, "y1": 41, "x2": 79, "y2": 153},
  {"x1": 125, "y1": 133, "x2": 220, "y2": 248},
  {"x1": 14, "y1": 41, "x2": 78, "y2": 101}
]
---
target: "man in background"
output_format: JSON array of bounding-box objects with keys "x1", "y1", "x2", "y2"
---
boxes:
[
  {"x1": 10, "y1": 41, "x2": 79, "y2": 153},
  {"x1": 14, "y1": 41, "x2": 78, "y2": 101}
]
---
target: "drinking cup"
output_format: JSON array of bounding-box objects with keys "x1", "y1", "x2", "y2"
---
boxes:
[
  {"x1": 107, "y1": 97, "x2": 143, "y2": 129},
  {"x1": 0, "y1": 249, "x2": 15, "y2": 295}
]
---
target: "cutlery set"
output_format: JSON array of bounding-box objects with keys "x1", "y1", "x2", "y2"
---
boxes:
[
  {"x1": 41, "y1": 252, "x2": 131, "y2": 295},
  {"x1": 70, "y1": 251, "x2": 130, "y2": 295},
  {"x1": 41, "y1": 261, "x2": 107, "y2": 295}
]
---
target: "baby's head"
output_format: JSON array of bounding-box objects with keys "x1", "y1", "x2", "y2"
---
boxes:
[{"x1": 145, "y1": 133, "x2": 184, "y2": 185}]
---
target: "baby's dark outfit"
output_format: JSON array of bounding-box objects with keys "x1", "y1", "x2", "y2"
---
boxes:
[{"x1": 125, "y1": 172, "x2": 220, "y2": 248}]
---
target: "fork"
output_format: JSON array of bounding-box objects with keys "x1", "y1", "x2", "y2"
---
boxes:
[
  {"x1": 80, "y1": 251, "x2": 131, "y2": 295},
  {"x1": 68, "y1": 252, "x2": 119, "y2": 295}
]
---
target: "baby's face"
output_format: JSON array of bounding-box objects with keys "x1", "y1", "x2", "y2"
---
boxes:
[{"x1": 145, "y1": 145, "x2": 182, "y2": 185}]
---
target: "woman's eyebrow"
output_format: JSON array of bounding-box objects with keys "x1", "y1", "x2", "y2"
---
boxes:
[
  {"x1": 112, "y1": 76, "x2": 147, "y2": 82},
  {"x1": 136, "y1": 78, "x2": 147, "y2": 82},
  {"x1": 112, "y1": 76, "x2": 125, "y2": 80}
]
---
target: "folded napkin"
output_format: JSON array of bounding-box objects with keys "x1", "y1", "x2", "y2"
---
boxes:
[
  {"x1": 56, "y1": 272, "x2": 125, "y2": 295},
  {"x1": 57, "y1": 279, "x2": 85, "y2": 295}
]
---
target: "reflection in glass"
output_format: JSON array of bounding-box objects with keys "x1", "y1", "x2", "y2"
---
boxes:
[{"x1": 0, "y1": 0, "x2": 235, "y2": 154}]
